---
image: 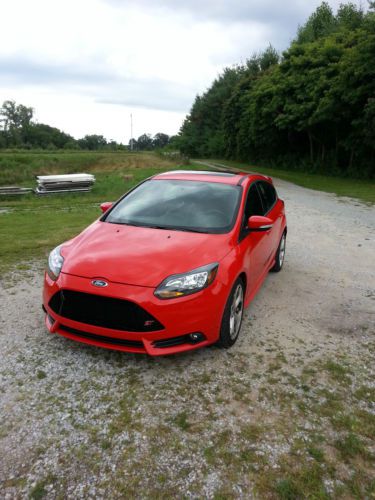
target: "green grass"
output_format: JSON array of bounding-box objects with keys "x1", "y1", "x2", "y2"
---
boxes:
[
  {"x1": 36, "y1": 370, "x2": 47, "y2": 380},
  {"x1": 29, "y1": 481, "x2": 47, "y2": 500},
  {"x1": 0, "y1": 150, "x2": 187, "y2": 186},
  {"x1": 323, "y1": 359, "x2": 352, "y2": 384},
  {"x1": 256, "y1": 457, "x2": 330, "y2": 500},
  {"x1": 0, "y1": 205, "x2": 99, "y2": 275},
  {"x1": 241, "y1": 423, "x2": 264, "y2": 441},
  {"x1": 196, "y1": 159, "x2": 375, "y2": 204},
  {"x1": 171, "y1": 411, "x2": 191, "y2": 431},
  {"x1": 334, "y1": 433, "x2": 368, "y2": 461},
  {"x1": 0, "y1": 151, "x2": 194, "y2": 276},
  {"x1": 29, "y1": 474, "x2": 57, "y2": 499},
  {"x1": 355, "y1": 385, "x2": 375, "y2": 403}
]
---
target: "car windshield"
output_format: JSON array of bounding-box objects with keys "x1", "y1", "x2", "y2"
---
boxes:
[{"x1": 104, "y1": 179, "x2": 241, "y2": 234}]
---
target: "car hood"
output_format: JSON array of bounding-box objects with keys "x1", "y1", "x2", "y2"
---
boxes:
[{"x1": 61, "y1": 221, "x2": 233, "y2": 287}]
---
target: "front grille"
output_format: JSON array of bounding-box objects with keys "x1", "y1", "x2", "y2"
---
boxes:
[
  {"x1": 59, "y1": 325, "x2": 144, "y2": 348},
  {"x1": 49, "y1": 290, "x2": 164, "y2": 332}
]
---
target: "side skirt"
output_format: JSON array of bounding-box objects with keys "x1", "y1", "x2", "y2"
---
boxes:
[{"x1": 244, "y1": 258, "x2": 276, "y2": 308}]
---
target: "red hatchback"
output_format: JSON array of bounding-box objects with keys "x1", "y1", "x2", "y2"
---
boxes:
[{"x1": 43, "y1": 170, "x2": 287, "y2": 355}]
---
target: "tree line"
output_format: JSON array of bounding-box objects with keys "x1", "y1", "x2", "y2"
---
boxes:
[
  {"x1": 0, "y1": 100, "x2": 173, "y2": 151},
  {"x1": 177, "y1": 2, "x2": 375, "y2": 178},
  {"x1": 129, "y1": 132, "x2": 175, "y2": 151}
]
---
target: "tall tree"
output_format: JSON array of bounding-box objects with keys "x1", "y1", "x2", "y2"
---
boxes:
[
  {"x1": 179, "y1": 66, "x2": 247, "y2": 157},
  {"x1": 153, "y1": 133, "x2": 170, "y2": 148},
  {"x1": 0, "y1": 100, "x2": 33, "y2": 146},
  {"x1": 0, "y1": 100, "x2": 33, "y2": 131},
  {"x1": 177, "y1": 2, "x2": 375, "y2": 178},
  {"x1": 136, "y1": 133, "x2": 153, "y2": 150},
  {"x1": 78, "y1": 134, "x2": 107, "y2": 150},
  {"x1": 296, "y1": 2, "x2": 336, "y2": 43}
]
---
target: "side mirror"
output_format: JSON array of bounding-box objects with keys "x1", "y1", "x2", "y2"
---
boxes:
[
  {"x1": 100, "y1": 202, "x2": 113, "y2": 213},
  {"x1": 247, "y1": 215, "x2": 273, "y2": 232}
]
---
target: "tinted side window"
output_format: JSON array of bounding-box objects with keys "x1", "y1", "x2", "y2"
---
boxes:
[
  {"x1": 257, "y1": 182, "x2": 277, "y2": 213},
  {"x1": 244, "y1": 184, "x2": 264, "y2": 220}
]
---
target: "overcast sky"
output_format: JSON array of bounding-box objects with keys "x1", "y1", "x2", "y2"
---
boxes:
[{"x1": 0, "y1": 0, "x2": 346, "y2": 143}]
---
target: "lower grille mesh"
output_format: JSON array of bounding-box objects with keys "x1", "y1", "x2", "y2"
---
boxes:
[
  {"x1": 49, "y1": 290, "x2": 164, "y2": 332},
  {"x1": 59, "y1": 324, "x2": 144, "y2": 348},
  {"x1": 153, "y1": 335, "x2": 189, "y2": 348}
]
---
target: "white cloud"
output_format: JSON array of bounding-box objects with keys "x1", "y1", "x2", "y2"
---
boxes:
[{"x1": 0, "y1": 0, "x2": 349, "y2": 142}]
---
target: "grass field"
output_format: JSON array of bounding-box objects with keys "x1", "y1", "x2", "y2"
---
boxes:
[
  {"x1": 198, "y1": 159, "x2": 375, "y2": 204},
  {"x1": 0, "y1": 150, "x2": 187, "y2": 186}
]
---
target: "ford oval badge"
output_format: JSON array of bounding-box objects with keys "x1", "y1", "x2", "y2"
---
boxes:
[{"x1": 91, "y1": 279, "x2": 108, "y2": 287}]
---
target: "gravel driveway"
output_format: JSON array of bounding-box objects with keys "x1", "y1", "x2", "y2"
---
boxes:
[{"x1": 1, "y1": 180, "x2": 374, "y2": 498}]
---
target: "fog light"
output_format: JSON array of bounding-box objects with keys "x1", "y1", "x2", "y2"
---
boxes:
[{"x1": 188, "y1": 332, "x2": 204, "y2": 344}]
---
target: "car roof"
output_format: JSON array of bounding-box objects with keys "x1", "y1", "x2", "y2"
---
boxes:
[{"x1": 153, "y1": 170, "x2": 272, "y2": 186}]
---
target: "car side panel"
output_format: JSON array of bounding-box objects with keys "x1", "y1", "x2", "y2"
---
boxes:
[
  {"x1": 263, "y1": 198, "x2": 284, "y2": 268},
  {"x1": 238, "y1": 231, "x2": 271, "y2": 303},
  {"x1": 219, "y1": 193, "x2": 286, "y2": 310}
]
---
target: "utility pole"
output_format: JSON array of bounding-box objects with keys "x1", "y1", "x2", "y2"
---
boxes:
[{"x1": 130, "y1": 113, "x2": 133, "y2": 151}]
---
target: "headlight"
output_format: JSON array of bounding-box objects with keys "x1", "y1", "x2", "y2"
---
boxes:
[
  {"x1": 47, "y1": 245, "x2": 64, "y2": 280},
  {"x1": 154, "y1": 263, "x2": 218, "y2": 299}
]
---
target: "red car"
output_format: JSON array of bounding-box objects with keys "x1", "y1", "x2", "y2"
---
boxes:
[{"x1": 43, "y1": 170, "x2": 287, "y2": 356}]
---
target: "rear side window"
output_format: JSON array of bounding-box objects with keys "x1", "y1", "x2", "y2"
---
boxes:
[
  {"x1": 257, "y1": 181, "x2": 277, "y2": 213},
  {"x1": 244, "y1": 183, "x2": 264, "y2": 220}
]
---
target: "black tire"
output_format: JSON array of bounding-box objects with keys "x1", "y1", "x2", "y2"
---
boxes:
[
  {"x1": 217, "y1": 277, "x2": 245, "y2": 348},
  {"x1": 270, "y1": 231, "x2": 286, "y2": 273}
]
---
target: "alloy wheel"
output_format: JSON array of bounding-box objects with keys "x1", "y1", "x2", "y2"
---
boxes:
[
  {"x1": 229, "y1": 284, "x2": 244, "y2": 340},
  {"x1": 279, "y1": 234, "x2": 286, "y2": 268}
]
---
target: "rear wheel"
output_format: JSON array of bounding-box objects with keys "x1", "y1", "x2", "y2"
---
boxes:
[
  {"x1": 270, "y1": 232, "x2": 286, "y2": 272},
  {"x1": 217, "y1": 277, "x2": 244, "y2": 348}
]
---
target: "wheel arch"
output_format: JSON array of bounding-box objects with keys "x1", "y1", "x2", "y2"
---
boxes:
[{"x1": 238, "y1": 271, "x2": 247, "y2": 293}]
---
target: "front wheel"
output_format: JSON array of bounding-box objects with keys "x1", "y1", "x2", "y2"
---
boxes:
[
  {"x1": 217, "y1": 277, "x2": 245, "y2": 348},
  {"x1": 270, "y1": 232, "x2": 286, "y2": 272}
]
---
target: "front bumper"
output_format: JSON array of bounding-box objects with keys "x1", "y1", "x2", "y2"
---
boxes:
[{"x1": 43, "y1": 271, "x2": 226, "y2": 356}]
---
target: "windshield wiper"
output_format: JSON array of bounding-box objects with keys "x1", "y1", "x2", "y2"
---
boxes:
[
  {"x1": 109, "y1": 221, "x2": 209, "y2": 233},
  {"x1": 172, "y1": 227, "x2": 208, "y2": 234},
  {"x1": 108, "y1": 221, "x2": 141, "y2": 227},
  {"x1": 149, "y1": 225, "x2": 209, "y2": 233}
]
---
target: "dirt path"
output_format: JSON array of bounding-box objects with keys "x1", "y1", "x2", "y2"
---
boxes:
[{"x1": 0, "y1": 179, "x2": 374, "y2": 498}]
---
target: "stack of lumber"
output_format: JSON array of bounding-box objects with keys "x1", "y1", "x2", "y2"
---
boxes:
[
  {"x1": 35, "y1": 174, "x2": 95, "y2": 194},
  {"x1": 0, "y1": 186, "x2": 33, "y2": 196}
]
